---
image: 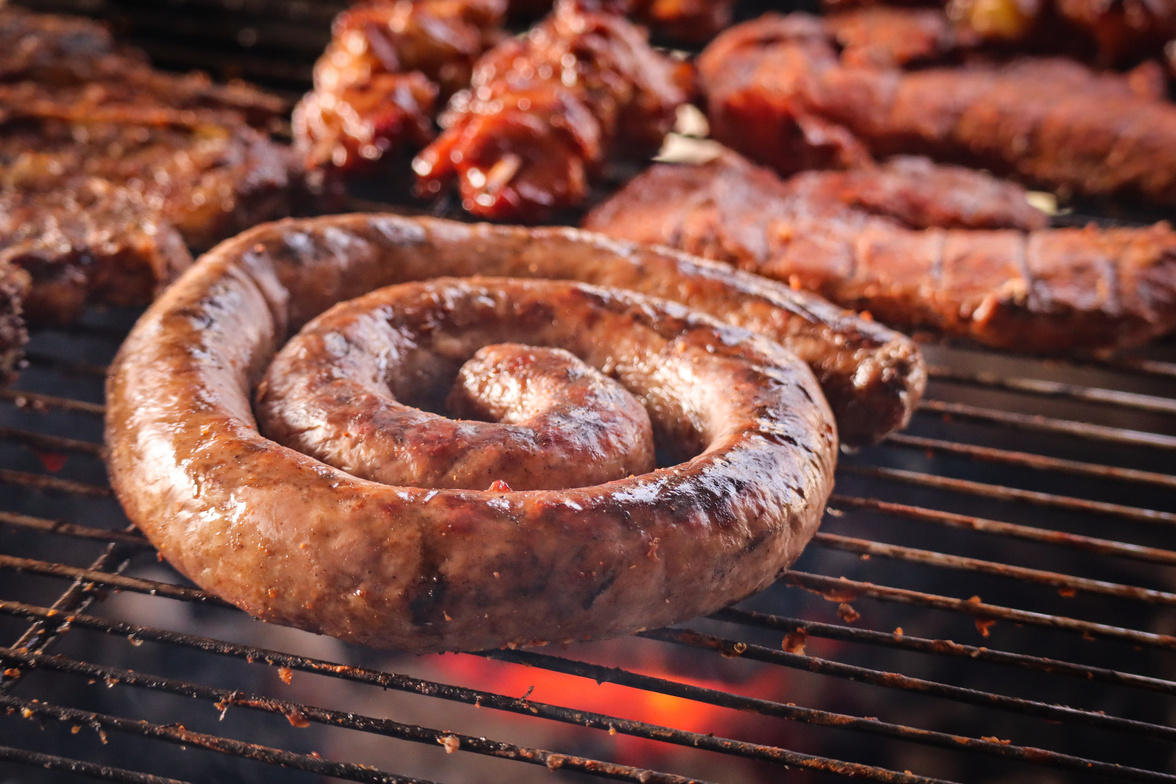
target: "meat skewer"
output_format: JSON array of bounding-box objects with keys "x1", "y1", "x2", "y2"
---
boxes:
[
  {"x1": 293, "y1": 0, "x2": 507, "y2": 174},
  {"x1": 584, "y1": 150, "x2": 1176, "y2": 354},
  {"x1": 414, "y1": 0, "x2": 689, "y2": 221},
  {"x1": 697, "y1": 14, "x2": 1176, "y2": 207}
]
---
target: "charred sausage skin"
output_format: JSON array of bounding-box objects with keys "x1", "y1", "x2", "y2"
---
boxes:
[{"x1": 105, "y1": 220, "x2": 838, "y2": 653}]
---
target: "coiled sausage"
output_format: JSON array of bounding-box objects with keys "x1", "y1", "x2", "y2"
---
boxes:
[{"x1": 105, "y1": 216, "x2": 839, "y2": 652}]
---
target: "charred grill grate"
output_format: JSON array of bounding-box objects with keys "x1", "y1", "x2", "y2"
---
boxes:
[{"x1": 3, "y1": 2, "x2": 1176, "y2": 782}]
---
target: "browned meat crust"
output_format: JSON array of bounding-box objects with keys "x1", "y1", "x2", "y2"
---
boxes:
[
  {"x1": 593, "y1": 0, "x2": 739, "y2": 42},
  {"x1": 0, "y1": 7, "x2": 287, "y2": 128},
  {"x1": 822, "y1": 5, "x2": 980, "y2": 67},
  {"x1": 0, "y1": 179, "x2": 192, "y2": 326},
  {"x1": 783, "y1": 155, "x2": 1048, "y2": 230},
  {"x1": 105, "y1": 216, "x2": 838, "y2": 653},
  {"x1": 0, "y1": 8, "x2": 321, "y2": 333},
  {"x1": 414, "y1": 0, "x2": 688, "y2": 221},
  {"x1": 949, "y1": 0, "x2": 1176, "y2": 65},
  {"x1": 698, "y1": 14, "x2": 1176, "y2": 206},
  {"x1": 0, "y1": 262, "x2": 29, "y2": 385},
  {"x1": 293, "y1": 0, "x2": 506, "y2": 173},
  {"x1": 583, "y1": 151, "x2": 1176, "y2": 353}
]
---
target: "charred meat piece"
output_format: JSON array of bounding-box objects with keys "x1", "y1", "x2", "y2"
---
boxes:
[
  {"x1": 414, "y1": 0, "x2": 688, "y2": 221},
  {"x1": 293, "y1": 0, "x2": 507, "y2": 173},
  {"x1": 949, "y1": 0, "x2": 1176, "y2": 66},
  {"x1": 698, "y1": 14, "x2": 1176, "y2": 207},
  {"x1": 784, "y1": 155, "x2": 1048, "y2": 230},
  {"x1": 0, "y1": 8, "x2": 321, "y2": 360},
  {"x1": 0, "y1": 106, "x2": 309, "y2": 254},
  {"x1": 590, "y1": 0, "x2": 739, "y2": 43},
  {"x1": 584, "y1": 150, "x2": 1176, "y2": 353},
  {"x1": 0, "y1": 261, "x2": 29, "y2": 385},
  {"x1": 0, "y1": 7, "x2": 287, "y2": 128},
  {"x1": 822, "y1": 5, "x2": 981, "y2": 67},
  {"x1": 0, "y1": 179, "x2": 192, "y2": 326}
]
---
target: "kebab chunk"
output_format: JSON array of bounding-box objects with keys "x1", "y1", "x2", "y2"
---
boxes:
[
  {"x1": 698, "y1": 14, "x2": 1176, "y2": 207},
  {"x1": 584, "y1": 151, "x2": 1176, "y2": 353},
  {"x1": 294, "y1": 0, "x2": 506, "y2": 174},
  {"x1": 414, "y1": 0, "x2": 688, "y2": 221}
]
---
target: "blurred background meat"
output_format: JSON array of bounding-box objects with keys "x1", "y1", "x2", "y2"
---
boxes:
[
  {"x1": 293, "y1": 0, "x2": 507, "y2": 174},
  {"x1": 413, "y1": 0, "x2": 689, "y2": 221},
  {"x1": 585, "y1": 150, "x2": 1176, "y2": 352},
  {"x1": 698, "y1": 14, "x2": 1176, "y2": 209},
  {"x1": 0, "y1": 6, "x2": 328, "y2": 383}
]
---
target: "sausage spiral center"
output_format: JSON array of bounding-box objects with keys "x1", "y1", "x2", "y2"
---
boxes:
[
  {"x1": 105, "y1": 215, "x2": 839, "y2": 653},
  {"x1": 256, "y1": 288, "x2": 658, "y2": 491}
]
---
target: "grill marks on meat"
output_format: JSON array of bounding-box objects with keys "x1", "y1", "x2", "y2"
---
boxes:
[
  {"x1": 0, "y1": 7, "x2": 317, "y2": 379},
  {"x1": 698, "y1": 14, "x2": 1176, "y2": 207},
  {"x1": 293, "y1": 0, "x2": 507, "y2": 174},
  {"x1": 413, "y1": 0, "x2": 688, "y2": 221},
  {"x1": 584, "y1": 151, "x2": 1176, "y2": 353}
]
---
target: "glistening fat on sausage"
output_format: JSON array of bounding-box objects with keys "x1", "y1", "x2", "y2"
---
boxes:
[{"x1": 105, "y1": 216, "x2": 842, "y2": 652}]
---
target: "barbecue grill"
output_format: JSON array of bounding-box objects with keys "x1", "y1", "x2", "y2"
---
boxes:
[{"x1": 3, "y1": 2, "x2": 1176, "y2": 782}]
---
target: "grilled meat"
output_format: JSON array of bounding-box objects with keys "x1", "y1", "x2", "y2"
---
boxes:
[
  {"x1": 0, "y1": 179, "x2": 192, "y2": 326},
  {"x1": 106, "y1": 215, "x2": 839, "y2": 653},
  {"x1": 698, "y1": 14, "x2": 1176, "y2": 207},
  {"x1": 293, "y1": 0, "x2": 506, "y2": 173},
  {"x1": 0, "y1": 7, "x2": 322, "y2": 378},
  {"x1": 949, "y1": 0, "x2": 1176, "y2": 66},
  {"x1": 414, "y1": 0, "x2": 689, "y2": 221},
  {"x1": 584, "y1": 150, "x2": 1176, "y2": 353},
  {"x1": 784, "y1": 155, "x2": 1048, "y2": 230}
]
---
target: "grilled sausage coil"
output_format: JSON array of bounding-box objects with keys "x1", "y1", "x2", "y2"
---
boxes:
[{"x1": 105, "y1": 215, "x2": 838, "y2": 652}]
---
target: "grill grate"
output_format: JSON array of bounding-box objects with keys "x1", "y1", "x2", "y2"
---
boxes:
[{"x1": 4, "y1": 2, "x2": 1176, "y2": 782}]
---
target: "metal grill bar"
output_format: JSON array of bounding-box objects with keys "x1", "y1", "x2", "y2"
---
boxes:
[
  {"x1": 927, "y1": 366, "x2": 1176, "y2": 416},
  {"x1": 0, "y1": 600, "x2": 955, "y2": 784},
  {"x1": 0, "y1": 389, "x2": 105, "y2": 416},
  {"x1": 713, "y1": 608, "x2": 1176, "y2": 696},
  {"x1": 3, "y1": 694, "x2": 441, "y2": 784},
  {"x1": 782, "y1": 572, "x2": 1176, "y2": 649},
  {"x1": 0, "y1": 513, "x2": 145, "y2": 546},
  {"x1": 882, "y1": 433, "x2": 1176, "y2": 490},
  {"x1": 811, "y1": 531, "x2": 1176, "y2": 606},
  {"x1": 827, "y1": 494, "x2": 1176, "y2": 566},
  {"x1": 643, "y1": 626, "x2": 1176, "y2": 742},
  {"x1": 838, "y1": 464, "x2": 1176, "y2": 526},
  {"x1": 1, "y1": 650, "x2": 715, "y2": 784},
  {"x1": 916, "y1": 400, "x2": 1176, "y2": 449},
  {"x1": 0, "y1": 746, "x2": 189, "y2": 784},
  {"x1": 484, "y1": 647, "x2": 1176, "y2": 784}
]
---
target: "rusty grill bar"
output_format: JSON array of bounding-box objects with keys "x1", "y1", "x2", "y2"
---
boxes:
[{"x1": 4, "y1": 2, "x2": 1176, "y2": 782}]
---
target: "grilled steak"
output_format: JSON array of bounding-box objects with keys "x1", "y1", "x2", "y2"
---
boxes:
[
  {"x1": 584, "y1": 150, "x2": 1176, "y2": 353},
  {"x1": 0, "y1": 178, "x2": 192, "y2": 326},
  {"x1": 0, "y1": 6, "x2": 325, "y2": 378},
  {"x1": 698, "y1": 14, "x2": 1176, "y2": 207}
]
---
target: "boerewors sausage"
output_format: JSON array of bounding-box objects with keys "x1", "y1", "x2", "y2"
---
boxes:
[{"x1": 105, "y1": 217, "x2": 839, "y2": 652}]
